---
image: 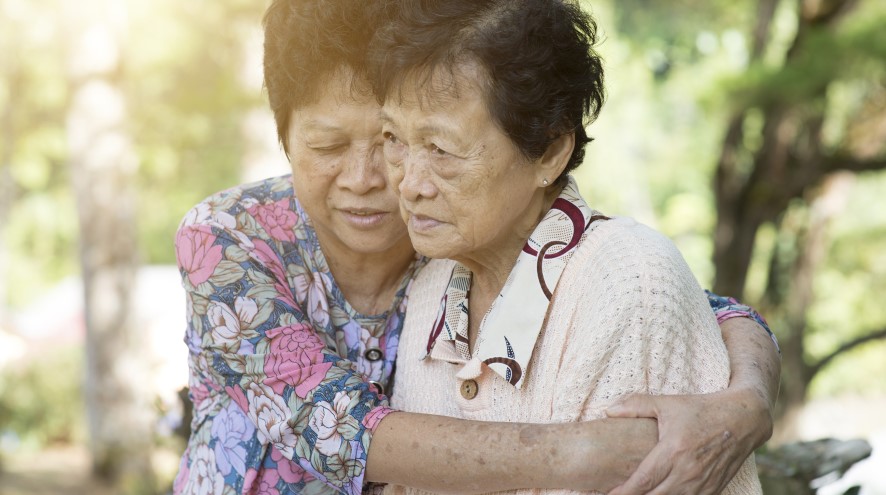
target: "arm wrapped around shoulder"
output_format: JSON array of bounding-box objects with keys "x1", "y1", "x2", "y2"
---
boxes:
[{"x1": 551, "y1": 217, "x2": 762, "y2": 494}]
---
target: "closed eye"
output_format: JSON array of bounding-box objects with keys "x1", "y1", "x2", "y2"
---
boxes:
[{"x1": 308, "y1": 143, "x2": 347, "y2": 153}]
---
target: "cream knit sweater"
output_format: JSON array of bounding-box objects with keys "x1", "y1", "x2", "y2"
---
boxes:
[{"x1": 385, "y1": 216, "x2": 761, "y2": 495}]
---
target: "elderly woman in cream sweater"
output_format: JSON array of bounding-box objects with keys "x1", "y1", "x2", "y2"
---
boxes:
[{"x1": 372, "y1": 1, "x2": 763, "y2": 493}]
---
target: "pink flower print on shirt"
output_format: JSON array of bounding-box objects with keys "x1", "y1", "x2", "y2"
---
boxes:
[
  {"x1": 246, "y1": 382, "x2": 297, "y2": 459},
  {"x1": 270, "y1": 447, "x2": 314, "y2": 484},
  {"x1": 225, "y1": 385, "x2": 249, "y2": 413},
  {"x1": 292, "y1": 270, "x2": 332, "y2": 330},
  {"x1": 362, "y1": 406, "x2": 393, "y2": 431},
  {"x1": 173, "y1": 447, "x2": 191, "y2": 494},
  {"x1": 263, "y1": 324, "x2": 333, "y2": 398},
  {"x1": 176, "y1": 227, "x2": 224, "y2": 286},
  {"x1": 249, "y1": 199, "x2": 298, "y2": 243},
  {"x1": 243, "y1": 466, "x2": 281, "y2": 495},
  {"x1": 188, "y1": 380, "x2": 213, "y2": 418}
]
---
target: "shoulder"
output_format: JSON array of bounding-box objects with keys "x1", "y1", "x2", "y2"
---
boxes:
[
  {"x1": 582, "y1": 216, "x2": 684, "y2": 263},
  {"x1": 558, "y1": 216, "x2": 704, "y2": 310},
  {"x1": 178, "y1": 174, "x2": 298, "y2": 231},
  {"x1": 174, "y1": 175, "x2": 309, "y2": 272}
]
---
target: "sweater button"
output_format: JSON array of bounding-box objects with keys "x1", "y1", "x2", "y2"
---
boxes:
[
  {"x1": 364, "y1": 348, "x2": 383, "y2": 362},
  {"x1": 460, "y1": 379, "x2": 479, "y2": 400}
]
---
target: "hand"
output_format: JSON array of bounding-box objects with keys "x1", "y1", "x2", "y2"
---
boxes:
[{"x1": 604, "y1": 388, "x2": 772, "y2": 495}]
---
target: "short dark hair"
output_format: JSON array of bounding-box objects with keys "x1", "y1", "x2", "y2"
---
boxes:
[
  {"x1": 263, "y1": 0, "x2": 390, "y2": 154},
  {"x1": 370, "y1": 0, "x2": 605, "y2": 178}
]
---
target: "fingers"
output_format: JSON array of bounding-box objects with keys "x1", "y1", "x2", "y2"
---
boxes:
[
  {"x1": 608, "y1": 444, "x2": 674, "y2": 495},
  {"x1": 605, "y1": 394, "x2": 662, "y2": 419}
]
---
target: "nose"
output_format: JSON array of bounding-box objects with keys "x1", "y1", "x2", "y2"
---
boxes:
[
  {"x1": 398, "y1": 149, "x2": 438, "y2": 202},
  {"x1": 337, "y1": 142, "x2": 386, "y2": 194}
]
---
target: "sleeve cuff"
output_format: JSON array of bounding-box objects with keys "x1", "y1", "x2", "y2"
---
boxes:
[{"x1": 706, "y1": 290, "x2": 781, "y2": 356}]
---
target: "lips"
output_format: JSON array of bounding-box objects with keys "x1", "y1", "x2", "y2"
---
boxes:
[
  {"x1": 408, "y1": 213, "x2": 443, "y2": 233},
  {"x1": 339, "y1": 208, "x2": 390, "y2": 229}
]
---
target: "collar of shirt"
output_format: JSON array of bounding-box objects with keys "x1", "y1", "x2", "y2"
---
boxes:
[{"x1": 424, "y1": 176, "x2": 608, "y2": 388}]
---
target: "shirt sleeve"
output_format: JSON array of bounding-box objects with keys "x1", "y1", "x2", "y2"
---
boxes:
[
  {"x1": 176, "y1": 220, "x2": 393, "y2": 495},
  {"x1": 705, "y1": 290, "x2": 780, "y2": 355}
]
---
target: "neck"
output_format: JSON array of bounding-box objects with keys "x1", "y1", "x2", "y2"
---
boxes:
[
  {"x1": 318, "y1": 235, "x2": 416, "y2": 316},
  {"x1": 460, "y1": 183, "x2": 564, "y2": 343}
]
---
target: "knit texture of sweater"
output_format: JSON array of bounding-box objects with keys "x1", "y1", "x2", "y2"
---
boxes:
[{"x1": 386, "y1": 216, "x2": 761, "y2": 495}]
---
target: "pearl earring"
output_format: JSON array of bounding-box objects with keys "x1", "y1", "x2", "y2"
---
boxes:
[{"x1": 542, "y1": 178, "x2": 549, "y2": 186}]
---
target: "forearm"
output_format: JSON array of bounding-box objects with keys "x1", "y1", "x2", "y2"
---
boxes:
[
  {"x1": 366, "y1": 412, "x2": 657, "y2": 493},
  {"x1": 720, "y1": 317, "x2": 782, "y2": 445}
]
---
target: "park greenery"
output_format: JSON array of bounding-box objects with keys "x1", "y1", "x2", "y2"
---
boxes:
[{"x1": 1, "y1": 0, "x2": 884, "y2": 491}]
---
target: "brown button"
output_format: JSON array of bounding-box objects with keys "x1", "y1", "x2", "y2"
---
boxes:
[
  {"x1": 460, "y1": 379, "x2": 479, "y2": 400},
  {"x1": 364, "y1": 348, "x2": 383, "y2": 362},
  {"x1": 369, "y1": 380, "x2": 385, "y2": 396}
]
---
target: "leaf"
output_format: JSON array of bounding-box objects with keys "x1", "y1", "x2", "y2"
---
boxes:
[
  {"x1": 336, "y1": 416, "x2": 361, "y2": 440},
  {"x1": 225, "y1": 244, "x2": 250, "y2": 262},
  {"x1": 247, "y1": 268, "x2": 275, "y2": 286},
  {"x1": 209, "y1": 260, "x2": 246, "y2": 286},
  {"x1": 246, "y1": 284, "x2": 281, "y2": 303}
]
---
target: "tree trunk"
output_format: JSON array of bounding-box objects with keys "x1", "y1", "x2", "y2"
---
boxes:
[
  {"x1": 712, "y1": 0, "x2": 860, "y2": 297},
  {"x1": 65, "y1": 3, "x2": 155, "y2": 490}
]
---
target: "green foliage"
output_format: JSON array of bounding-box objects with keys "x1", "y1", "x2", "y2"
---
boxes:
[
  {"x1": 0, "y1": 348, "x2": 86, "y2": 449},
  {"x1": 125, "y1": 0, "x2": 268, "y2": 264},
  {"x1": 719, "y1": 13, "x2": 886, "y2": 111},
  {"x1": 0, "y1": 0, "x2": 270, "y2": 307},
  {"x1": 610, "y1": 0, "x2": 751, "y2": 52},
  {"x1": 595, "y1": 0, "x2": 886, "y2": 404}
]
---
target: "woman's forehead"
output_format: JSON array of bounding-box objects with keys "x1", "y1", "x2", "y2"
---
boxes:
[{"x1": 385, "y1": 60, "x2": 488, "y2": 111}]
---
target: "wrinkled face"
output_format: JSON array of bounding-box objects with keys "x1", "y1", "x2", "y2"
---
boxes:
[
  {"x1": 381, "y1": 64, "x2": 549, "y2": 263},
  {"x1": 287, "y1": 68, "x2": 411, "y2": 259}
]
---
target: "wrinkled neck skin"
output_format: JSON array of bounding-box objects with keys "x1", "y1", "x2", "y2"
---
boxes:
[
  {"x1": 317, "y1": 228, "x2": 416, "y2": 316},
  {"x1": 462, "y1": 182, "x2": 565, "y2": 344}
]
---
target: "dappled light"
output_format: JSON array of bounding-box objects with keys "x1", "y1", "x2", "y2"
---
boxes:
[{"x1": 1, "y1": 0, "x2": 885, "y2": 493}]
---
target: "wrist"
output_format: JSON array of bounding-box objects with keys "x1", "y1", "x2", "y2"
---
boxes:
[
  {"x1": 722, "y1": 384, "x2": 773, "y2": 449},
  {"x1": 562, "y1": 418, "x2": 656, "y2": 492}
]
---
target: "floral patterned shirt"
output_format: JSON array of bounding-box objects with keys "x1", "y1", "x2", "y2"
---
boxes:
[
  {"x1": 172, "y1": 174, "x2": 776, "y2": 495},
  {"x1": 173, "y1": 175, "x2": 422, "y2": 495}
]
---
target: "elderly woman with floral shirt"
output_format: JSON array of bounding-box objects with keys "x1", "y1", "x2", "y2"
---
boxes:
[{"x1": 171, "y1": 1, "x2": 780, "y2": 494}]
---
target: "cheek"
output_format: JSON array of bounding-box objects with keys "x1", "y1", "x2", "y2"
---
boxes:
[
  {"x1": 293, "y1": 150, "x2": 341, "y2": 177},
  {"x1": 387, "y1": 164, "x2": 405, "y2": 191}
]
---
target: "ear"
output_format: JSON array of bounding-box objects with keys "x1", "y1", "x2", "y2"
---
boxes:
[{"x1": 536, "y1": 133, "x2": 574, "y2": 184}]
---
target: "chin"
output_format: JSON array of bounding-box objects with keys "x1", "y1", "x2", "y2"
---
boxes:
[
  {"x1": 347, "y1": 231, "x2": 412, "y2": 255},
  {"x1": 410, "y1": 242, "x2": 452, "y2": 261}
]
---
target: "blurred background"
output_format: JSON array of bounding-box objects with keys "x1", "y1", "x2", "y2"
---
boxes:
[{"x1": 0, "y1": 0, "x2": 884, "y2": 493}]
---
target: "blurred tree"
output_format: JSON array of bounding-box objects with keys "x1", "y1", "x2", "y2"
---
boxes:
[
  {"x1": 126, "y1": 0, "x2": 270, "y2": 265},
  {"x1": 64, "y1": 1, "x2": 155, "y2": 490},
  {"x1": 0, "y1": 0, "x2": 76, "y2": 310},
  {"x1": 709, "y1": 0, "x2": 886, "y2": 421},
  {"x1": 609, "y1": 0, "x2": 886, "y2": 427},
  {"x1": 2, "y1": 1, "x2": 267, "y2": 491}
]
